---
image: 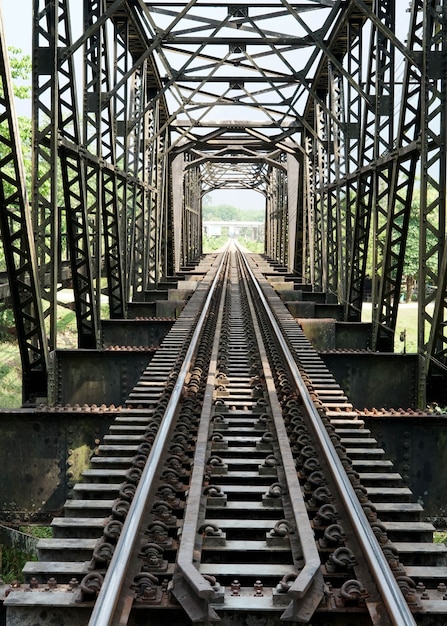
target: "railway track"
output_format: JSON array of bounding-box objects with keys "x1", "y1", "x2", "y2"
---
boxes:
[{"x1": 4, "y1": 245, "x2": 447, "y2": 625}]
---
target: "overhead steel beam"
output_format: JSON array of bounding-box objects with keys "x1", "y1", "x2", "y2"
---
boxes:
[{"x1": 162, "y1": 36, "x2": 313, "y2": 45}]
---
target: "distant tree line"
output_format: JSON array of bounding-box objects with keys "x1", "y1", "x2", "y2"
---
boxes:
[{"x1": 202, "y1": 202, "x2": 264, "y2": 223}]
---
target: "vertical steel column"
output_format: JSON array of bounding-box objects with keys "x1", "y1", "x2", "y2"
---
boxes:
[
  {"x1": 265, "y1": 181, "x2": 273, "y2": 260},
  {"x1": 327, "y1": 61, "x2": 345, "y2": 299},
  {"x1": 157, "y1": 127, "x2": 172, "y2": 281},
  {"x1": 0, "y1": 8, "x2": 48, "y2": 401},
  {"x1": 372, "y1": 1, "x2": 423, "y2": 352},
  {"x1": 314, "y1": 101, "x2": 327, "y2": 291},
  {"x1": 83, "y1": 0, "x2": 102, "y2": 320},
  {"x1": 280, "y1": 160, "x2": 288, "y2": 268},
  {"x1": 304, "y1": 134, "x2": 315, "y2": 286},
  {"x1": 150, "y1": 115, "x2": 171, "y2": 285},
  {"x1": 145, "y1": 101, "x2": 172, "y2": 287},
  {"x1": 127, "y1": 61, "x2": 150, "y2": 299},
  {"x1": 183, "y1": 157, "x2": 202, "y2": 266},
  {"x1": 146, "y1": 102, "x2": 159, "y2": 285},
  {"x1": 291, "y1": 151, "x2": 304, "y2": 278},
  {"x1": 83, "y1": 0, "x2": 125, "y2": 319},
  {"x1": 371, "y1": 0, "x2": 397, "y2": 339},
  {"x1": 346, "y1": 15, "x2": 377, "y2": 321},
  {"x1": 343, "y1": 18, "x2": 363, "y2": 314},
  {"x1": 32, "y1": 0, "x2": 59, "y2": 350},
  {"x1": 57, "y1": 0, "x2": 98, "y2": 348},
  {"x1": 264, "y1": 161, "x2": 288, "y2": 267},
  {"x1": 33, "y1": 0, "x2": 97, "y2": 348},
  {"x1": 419, "y1": 0, "x2": 447, "y2": 402},
  {"x1": 113, "y1": 16, "x2": 130, "y2": 306},
  {"x1": 287, "y1": 151, "x2": 301, "y2": 276}
]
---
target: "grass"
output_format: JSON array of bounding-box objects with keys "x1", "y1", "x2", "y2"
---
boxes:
[
  {"x1": 0, "y1": 302, "x2": 79, "y2": 408},
  {"x1": 362, "y1": 302, "x2": 422, "y2": 353},
  {"x1": 0, "y1": 342, "x2": 23, "y2": 408},
  {"x1": 0, "y1": 546, "x2": 31, "y2": 583},
  {"x1": 0, "y1": 527, "x2": 51, "y2": 584},
  {"x1": 18, "y1": 526, "x2": 52, "y2": 539}
]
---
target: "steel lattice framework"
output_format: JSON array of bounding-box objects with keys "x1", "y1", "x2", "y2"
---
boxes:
[{"x1": 0, "y1": 0, "x2": 447, "y2": 404}]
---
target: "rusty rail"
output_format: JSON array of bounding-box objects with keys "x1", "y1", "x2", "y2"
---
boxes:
[
  {"x1": 173, "y1": 254, "x2": 230, "y2": 622},
  {"x1": 175, "y1": 245, "x2": 324, "y2": 621},
  {"x1": 87, "y1": 250, "x2": 228, "y2": 626},
  {"x1": 235, "y1": 247, "x2": 324, "y2": 618},
  {"x1": 241, "y1": 249, "x2": 417, "y2": 626}
]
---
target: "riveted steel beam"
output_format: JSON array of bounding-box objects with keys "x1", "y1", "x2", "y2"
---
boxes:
[{"x1": 0, "y1": 7, "x2": 48, "y2": 402}]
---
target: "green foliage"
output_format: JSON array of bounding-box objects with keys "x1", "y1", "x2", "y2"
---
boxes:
[
  {"x1": 0, "y1": 546, "x2": 33, "y2": 583},
  {"x1": 202, "y1": 234, "x2": 229, "y2": 252},
  {"x1": 0, "y1": 307, "x2": 78, "y2": 408},
  {"x1": 8, "y1": 47, "x2": 32, "y2": 100},
  {"x1": 0, "y1": 49, "x2": 33, "y2": 274},
  {"x1": 57, "y1": 311, "x2": 78, "y2": 335},
  {"x1": 0, "y1": 338, "x2": 22, "y2": 407},
  {"x1": 0, "y1": 523, "x2": 49, "y2": 583},
  {"x1": 203, "y1": 203, "x2": 264, "y2": 223},
  {"x1": 241, "y1": 239, "x2": 264, "y2": 253},
  {"x1": 19, "y1": 526, "x2": 52, "y2": 539},
  {"x1": 0, "y1": 307, "x2": 16, "y2": 340},
  {"x1": 403, "y1": 188, "x2": 438, "y2": 278}
]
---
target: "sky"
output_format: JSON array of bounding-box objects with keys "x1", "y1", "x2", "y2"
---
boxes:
[
  {"x1": 2, "y1": 0, "x2": 32, "y2": 54},
  {"x1": 1, "y1": 1, "x2": 266, "y2": 211},
  {"x1": 205, "y1": 189, "x2": 265, "y2": 211}
]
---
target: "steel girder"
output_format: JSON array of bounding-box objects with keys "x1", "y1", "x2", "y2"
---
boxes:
[
  {"x1": 3, "y1": 0, "x2": 447, "y2": 404},
  {"x1": 0, "y1": 11, "x2": 48, "y2": 402},
  {"x1": 32, "y1": 1, "x2": 59, "y2": 351},
  {"x1": 183, "y1": 157, "x2": 202, "y2": 266},
  {"x1": 30, "y1": 0, "x2": 172, "y2": 323},
  {"x1": 265, "y1": 159, "x2": 288, "y2": 266},
  {"x1": 419, "y1": 0, "x2": 447, "y2": 401},
  {"x1": 300, "y1": 0, "x2": 447, "y2": 400},
  {"x1": 83, "y1": 0, "x2": 126, "y2": 319},
  {"x1": 33, "y1": 1, "x2": 99, "y2": 350},
  {"x1": 344, "y1": 10, "x2": 375, "y2": 322}
]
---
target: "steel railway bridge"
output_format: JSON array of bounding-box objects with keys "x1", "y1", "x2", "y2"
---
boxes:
[
  {"x1": 0, "y1": 0, "x2": 446, "y2": 407},
  {"x1": 2, "y1": 0, "x2": 447, "y2": 624}
]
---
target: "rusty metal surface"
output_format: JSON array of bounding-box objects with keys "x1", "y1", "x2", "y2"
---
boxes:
[
  {"x1": 50, "y1": 349, "x2": 157, "y2": 406},
  {"x1": 365, "y1": 415, "x2": 447, "y2": 523},
  {"x1": 101, "y1": 320, "x2": 173, "y2": 348},
  {"x1": 321, "y1": 352, "x2": 420, "y2": 410},
  {"x1": 298, "y1": 319, "x2": 372, "y2": 351},
  {"x1": 0, "y1": 409, "x2": 115, "y2": 521}
]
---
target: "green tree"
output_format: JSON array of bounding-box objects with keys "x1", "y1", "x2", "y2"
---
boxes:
[
  {"x1": 403, "y1": 186, "x2": 438, "y2": 301},
  {"x1": 0, "y1": 48, "x2": 32, "y2": 272},
  {"x1": 203, "y1": 202, "x2": 265, "y2": 222},
  {"x1": 9, "y1": 47, "x2": 32, "y2": 101},
  {"x1": 0, "y1": 47, "x2": 32, "y2": 165}
]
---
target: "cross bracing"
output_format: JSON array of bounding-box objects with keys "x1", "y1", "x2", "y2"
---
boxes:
[{"x1": 0, "y1": 0, "x2": 447, "y2": 405}]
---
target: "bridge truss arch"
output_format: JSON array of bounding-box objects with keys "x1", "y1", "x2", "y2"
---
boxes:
[{"x1": 0, "y1": 0, "x2": 446, "y2": 404}]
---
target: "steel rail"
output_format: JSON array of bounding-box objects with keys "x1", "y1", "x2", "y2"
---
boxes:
[
  {"x1": 88, "y1": 249, "x2": 229, "y2": 626},
  {"x1": 240, "y1": 250, "x2": 418, "y2": 626},
  {"x1": 174, "y1": 251, "x2": 231, "y2": 617},
  {"x1": 175, "y1": 245, "x2": 323, "y2": 620},
  {"x1": 235, "y1": 247, "x2": 323, "y2": 607}
]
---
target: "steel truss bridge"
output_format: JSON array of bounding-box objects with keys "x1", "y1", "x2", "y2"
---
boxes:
[{"x1": 0, "y1": 0, "x2": 446, "y2": 406}]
